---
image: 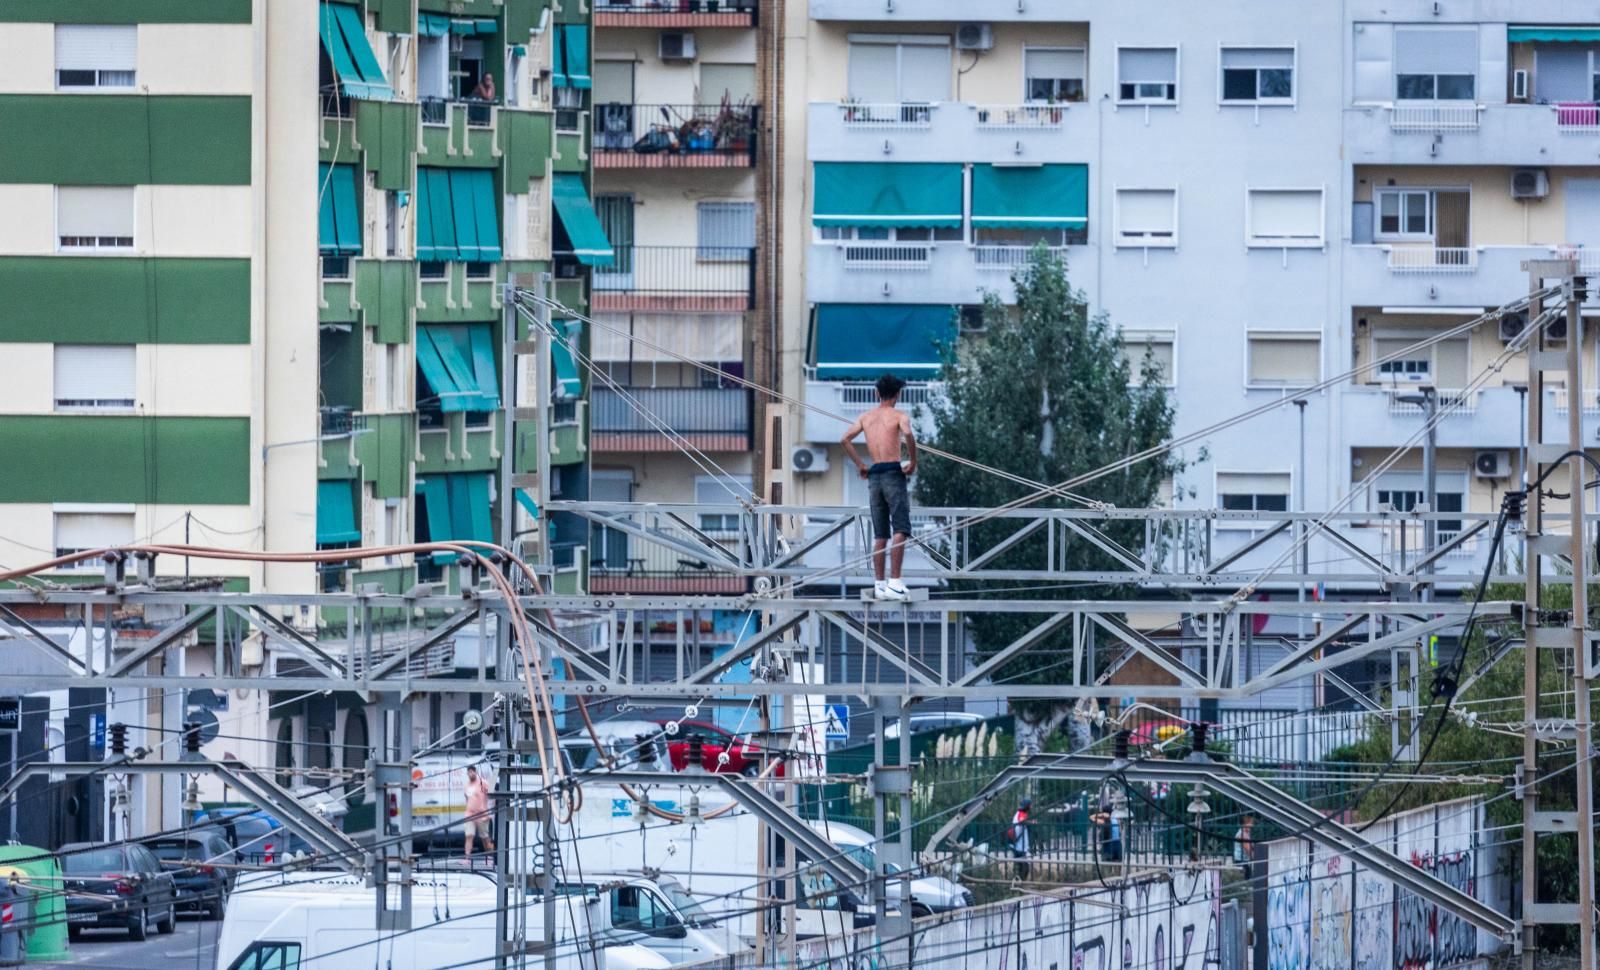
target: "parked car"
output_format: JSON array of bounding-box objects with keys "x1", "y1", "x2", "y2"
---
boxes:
[
  {"x1": 58, "y1": 841, "x2": 178, "y2": 941},
  {"x1": 878, "y1": 711, "x2": 987, "y2": 742},
  {"x1": 143, "y1": 830, "x2": 237, "y2": 919},
  {"x1": 658, "y1": 719, "x2": 765, "y2": 775},
  {"x1": 192, "y1": 807, "x2": 310, "y2": 863}
]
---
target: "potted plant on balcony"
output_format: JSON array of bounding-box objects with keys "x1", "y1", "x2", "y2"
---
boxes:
[{"x1": 714, "y1": 95, "x2": 754, "y2": 151}]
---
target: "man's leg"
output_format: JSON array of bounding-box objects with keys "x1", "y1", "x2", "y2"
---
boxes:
[
  {"x1": 872, "y1": 538, "x2": 887, "y2": 582},
  {"x1": 889, "y1": 532, "x2": 908, "y2": 581},
  {"x1": 465, "y1": 822, "x2": 475, "y2": 858},
  {"x1": 887, "y1": 472, "x2": 912, "y2": 583}
]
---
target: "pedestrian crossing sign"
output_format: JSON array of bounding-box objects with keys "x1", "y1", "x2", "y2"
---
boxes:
[{"x1": 825, "y1": 703, "x2": 850, "y2": 741}]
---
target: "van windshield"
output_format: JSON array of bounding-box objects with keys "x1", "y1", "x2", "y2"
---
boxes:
[
  {"x1": 840, "y1": 845, "x2": 876, "y2": 870},
  {"x1": 656, "y1": 880, "x2": 714, "y2": 926}
]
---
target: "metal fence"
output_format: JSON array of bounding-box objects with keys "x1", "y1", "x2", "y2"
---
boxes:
[
  {"x1": 591, "y1": 245, "x2": 756, "y2": 312},
  {"x1": 592, "y1": 102, "x2": 759, "y2": 165},
  {"x1": 590, "y1": 386, "x2": 753, "y2": 451}
]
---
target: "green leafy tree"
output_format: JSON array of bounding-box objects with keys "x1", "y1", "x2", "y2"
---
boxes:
[{"x1": 915, "y1": 246, "x2": 1180, "y2": 745}]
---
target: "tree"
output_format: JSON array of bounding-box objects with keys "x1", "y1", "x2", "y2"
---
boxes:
[{"x1": 915, "y1": 246, "x2": 1180, "y2": 748}]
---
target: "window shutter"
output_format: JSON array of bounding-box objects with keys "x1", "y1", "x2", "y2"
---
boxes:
[
  {"x1": 695, "y1": 475, "x2": 753, "y2": 505},
  {"x1": 57, "y1": 187, "x2": 134, "y2": 238},
  {"x1": 697, "y1": 202, "x2": 755, "y2": 257},
  {"x1": 1221, "y1": 47, "x2": 1293, "y2": 69},
  {"x1": 1394, "y1": 27, "x2": 1478, "y2": 75},
  {"x1": 55, "y1": 24, "x2": 136, "y2": 72},
  {"x1": 1119, "y1": 48, "x2": 1177, "y2": 82},
  {"x1": 847, "y1": 42, "x2": 899, "y2": 102},
  {"x1": 1248, "y1": 335, "x2": 1320, "y2": 385},
  {"x1": 898, "y1": 42, "x2": 951, "y2": 102},
  {"x1": 1120, "y1": 333, "x2": 1175, "y2": 381},
  {"x1": 55, "y1": 512, "x2": 135, "y2": 552},
  {"x1": 54, "y1": 345, "x2": 135, "y2": 405},
  {"x1": 1434, "y1": 339, "x2": 1470, "y2": 387},
  {"x1": 1025, "y1": 48, "x2": 1086, "y2": 80},
  {"x1": 699, "y1": 63, "x2": 756, "y2": 104},
  {"x1": 1249, "y1": 190, "x2": 1323, "y2": 241},
  {"x1": 1118, "y1": 189, "x2": 1176, "y2": 234},
  {"x1": 1216, "y1": 472, "x2": 1290, "y2": 496}
]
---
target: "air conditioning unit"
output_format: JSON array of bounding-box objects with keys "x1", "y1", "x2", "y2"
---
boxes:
[
  {"x1": 791, "y1": 445, "x2": 830, "y2": 474},
  {"x1": 660, "y1": 31, "x2": 696, "y2": 61},
  {"x1": 1498, "y1": 310, "x2": 1528, "y2": 342},
  {"x1": 1548, "y1": 313, "x2": 1569, "y2": 341},
  {"x1": 1513, "y1": 69, "x2": 1530, "y2": 101},
  {"x1": 1474, "y1": 451, "x2": 1511, "y2": 479},
  {"x1": 955, "y1": 23, "x2": 994, "y2": 51},
  {"x1": 1511, "y1": 168, "x2": 1549, "y2": 200}
]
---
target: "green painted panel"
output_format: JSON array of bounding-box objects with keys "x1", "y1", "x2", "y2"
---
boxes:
[
  {"x1": 416, "y1": 424, "x2": 500, "y2": 473},
  {"x1": 355, "y1": 259, "x2": 416, "y2": 345},
  {"x1": 355, "y1": 100, "x2": 416, "y2": 192},
  {"x1": 549, "y1": 424, "x2": 584, "y2": 466},
  {"x1": 320, "y1": 327, "x2": 364, "y2": 411},
  {"x1": 0, "y1": 257, "x2": 249, "y2": 344},
  {"x1": 319, "y1": 280, "x2": 360, "y2": 325},
  {"x1": 419, "y1": 0, "x2": 501, "y2": 15},
  {"x1": 369, "y1": 0, "x2": 414, "y2": 34},
  {"x1": 0, "y1": 416, "x2": 250, "y2": 504},
  {"x1": 499, "y1": 109, "x2": 553, "y2": 190},
  {"x1": 554, "y1": 131, "x2": 586, "y2": 173},
  {"x1": 319, "y1": 437, "x2": 360, "y2": 480},
  {"x1": 505, "y1": 0, "x2": 550, "y2": 38},
  {"x1": 420, "y1": 118, "x2": 498, "y2": 169},
  {"x1": 552, "y1": 0, "x2": 587, "y2": 25},
  {"x1": 357, "y1": 412, "x2": 414, "y2": 500},
  {"x1": 417, "y1": 277, "x2": 500, "y2": 324},
  {"x1": 0, "y1": 96, "x2": 250, "y2": 185},
  {"x1": 320, "y1": 117, "x2": 357, "y2": 164},
  {"x1": 0, "y1": 0, "x2": 251, "y2": 22}
]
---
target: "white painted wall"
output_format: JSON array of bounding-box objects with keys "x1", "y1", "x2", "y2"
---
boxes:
[
  {"x1": 136, "y1": 24, "x2": 254, "y2": 95},
  {"x1": 0, "y1": 503, "x2": 261, "y2": 577},
  {"x1": 0, "y1": 184, "x2": 253, "y2": 256},
  {"x1": 0, "y1": 23, "x2": 54, "y2": 93}
]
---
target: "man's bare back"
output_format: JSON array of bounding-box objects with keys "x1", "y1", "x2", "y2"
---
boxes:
[{"x1": 849, "y1": 406, "x2": 912, "y2": 465}]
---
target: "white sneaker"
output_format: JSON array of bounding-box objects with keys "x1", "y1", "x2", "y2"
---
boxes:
[
  {"x1": 881, "y1": 580, "x2": 910, "y2": 601},
  {"x1": 873, "y1": 581, "x2": 890, "y2": 600}
]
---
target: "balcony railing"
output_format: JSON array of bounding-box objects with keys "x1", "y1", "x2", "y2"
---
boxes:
[
  {"x1": 834, "y1": 382, "x2": 940, "y2": 410},
  {"x1": 593, "y1": 102, "x2": 759, "y2": 167},
  {"x1": 591, "y1": 386, "x2": 753, "y2": 452},
  {"x1": 592, "y1": 0, "x2": 757, "y2": 25},
  {"x1": 1554, "y1": 102, "x2": 1600, "y2": 133},
  {"x1": 1385, "y1": 245, "x2": 1477, "y2": 273},
  {"x1": 837, "y1": 102, "x2": 937, "y2": 129},
  {"x1": 973, "y1": 244, "x2": 1071, "y2": 271},
  {"x1": 1384, "y1": 388, "x2": 1478, "y2": 416},
  {"x1": 1387, "y1": 102, "x2": 1482, "y2": 132},
  {"x1": 972, "y1": 103, "x2": 1071, "y2": 129},
  {"x1": 589, "y1": 245, "x2": 756, "y2": 312},
  {"x1": 420, "y1": 96, "x2": 495, "y2": 127},
  {"x1": 840, "y1": 243, "x2": 932, "y2": 269}
]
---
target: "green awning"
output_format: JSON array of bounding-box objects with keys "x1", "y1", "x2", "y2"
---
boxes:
[
  {"x1": 558, "y1": 25, "x2": 592, "y2": 89},
  {"x1": 415, "y1": 169, "x2": 501, "y2": 263},
  {"x1": 319, "y1": 2, "x2": 392, "y2": 100},
  {"x1": 316, "y1": 480, "x2": 361, "y2": 545},
  {"x1": 418, "y1": 473, "x2": 494, "y2": 562},
  {"x1": 813, "y1": 304, "x2": 955, "y2": 380},
  {"x1": 971, "y1": 164, "x2": 1088, "y2": 229},
  {"x1": 318, "y1": 163, "x2": 362, "y2": 256},
  {"x1": 418, "y1": 13, "x2": 451, "y2": 36},
  {"x1": 417, "y1": 325, "x2": 498, "y2": 412},
  {"x1": 551, "y1": 319, "x2": 583, "y2": 399},
  {"x1": 812, "y1": 163, "x2": 963, "y2": 229},
  {"x1": 552, "y1": 175, "x2": 614, "y2": 265},
  {"x1": 474, "y1": 18, "x2": 498, "y2": 34},
  {"x1": 551, "y1": 23, "x2": 567, "y2": 87},
  {"x1": 515, "y1": 488, "x2": 539, "y2": 519},
  {"x1": 1508, "y1": 26, "x2": 1600, "y2": 43}
]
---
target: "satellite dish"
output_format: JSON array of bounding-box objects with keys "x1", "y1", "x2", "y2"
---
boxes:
[{"x1": 462, "y1": 709, "x2": 485, "y2": 733}]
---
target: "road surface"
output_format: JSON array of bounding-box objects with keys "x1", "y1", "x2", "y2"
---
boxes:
[{"x1": 34, "y1": 916, "x2": 220, "y2": 968}]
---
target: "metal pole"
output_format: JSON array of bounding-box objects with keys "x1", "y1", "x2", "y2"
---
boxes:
[
  {"x1": 1563, "y1": 283, "x2": 1595, "y2": 970},
  {"x1": 499, "y1": 282, "x2": 517, "y2": 552},
  {"x1": 1421, "y1": 386, "x2": 1437, "y2": 604},
  {"x1": 1294, "y1": 398, "x2": 1309, "y2": 710},
  {"x1": 534, "y1": 274, "x2": 554, "y2": 547}
]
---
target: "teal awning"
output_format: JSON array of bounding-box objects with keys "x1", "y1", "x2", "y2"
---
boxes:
[
  {"x1": 551, "y1": 23, "x2": 567, "y2": 87},
  {"x1": 415, "y1": 168, "x2": 501, "y2": 263},
  {"x1": 813, "y1": 304, "x2": 955, "y2": 380},
  {"x1": 1508, "y1": 26, "x2": 1600, "y2": 43},
  {"x1": 419, "y1": 473, "x2": 494, "y2": 562},
  {"x1": 418, "y1": 12, "x2": 451, "y2": 36},
  {"x1": 318, "y1": 162, "x2": 362, "y2": 256},
  {"x1": 319, "y1": 2, "x2": 392, "y2": 101},
  {"x1": 971, "y1": 164, "x2": 1088, "y2": 229},
  {"x1": 316, "y1": 480, "x2": 361, "y2": 545},
  {"x1": 552, "y1": 175, "x2": 614, "y2": 265},
  {"x1": 515, "y1": 488, "x2": 539, "y2": 519},
  {"x1": 417, "y1": 324, "x2": 499, "y2": 412},
  {"x1": 812, "y1": 163, "x2": 963, "y2": 229},
  {"x1": 560, "y1": 26, "x2": 591, "y2": 89},
  {"x1": 551, "y1": 319, "x2": 583, "y2": 399}
]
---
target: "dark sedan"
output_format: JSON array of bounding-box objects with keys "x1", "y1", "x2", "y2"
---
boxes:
[
  {"x1": 144, "y1": 831, "x2": 237, "y2": 918},
  {"x1": 59, "y1": 842, "x2": 177, "y2": 941}
]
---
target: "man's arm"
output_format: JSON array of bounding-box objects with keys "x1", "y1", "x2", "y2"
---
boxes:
[
  {"x1": 901, "y1": 413, "x2": 918, "y2": 476},
  {"x1": 840, "y1": 416, "x2": 868, "y2": 478}
]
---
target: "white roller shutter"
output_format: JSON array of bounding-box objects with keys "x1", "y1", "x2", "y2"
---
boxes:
[
  {"x1": 1120, "y1": 332, "x2": 1175, "y2": 383},
  {"x1": 1221, "y1": 47, "x2": 1293, "y2": 69},
  {"x1": 57, "y1": 187, "x2": 134, "y2": 239},
  {"x1": 54, "y1": 345, "x2": 135, "y2": 408},
  {"x1": 1117, "y1": 189, "x2": 1177, "y2": 236},
  {"x1": 1394, "y1": 27, "x2": 1478, "y2": 75},
  {"x1": 1216, "y1": 472, "x2": 1291, "y2": 496},
  {"x1": 847, "y1": 42, "x2": 899, "y2": 102},
  {"x1": 898, "y1": 42, "x2": 951, "y2": 102},
  {"x1": 55, "y1": 512, "x2": 135, "y2": 553},
  {"x1": 1119, "y1": 48, "x2": 1177, "y2": 82},
  {"x1": 1248, "y1": 334, "x2": 1320, "y2": 385},
  {"x1": 1248, "y1": 189, "x2": 1323, "y2": 243},
  {"x1": 1026, "y1": 48, "x2": 1086, "y2": 80},
  {"x1": 55, "y1": 24, "x2": 136, "y2": 71}
]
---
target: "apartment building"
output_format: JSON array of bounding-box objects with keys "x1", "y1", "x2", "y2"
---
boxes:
[{"x1": 0, "y1": 0, "x2": 599, "y2": 830}]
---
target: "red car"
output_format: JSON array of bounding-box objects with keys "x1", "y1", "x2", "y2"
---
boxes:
[{"x1": 659, "y1": 719, "x2": 766, "y2": 775}]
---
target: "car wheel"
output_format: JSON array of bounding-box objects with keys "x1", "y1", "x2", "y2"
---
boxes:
[
  {"x1": 67, "y1": 926, "x2": 82, "y2": 941},
  {"x1": 912, "y1": 903, "x2": 933, "y2": 919},
  {"x1": 208, "y1": 894, "x2": 227, "y2": 920},
  {"x1": 128, "y1": 905, "x2": 148, "y2": 941},
  {"x1": 157, "y1": 902, "x2": 176, "y2": 934}
]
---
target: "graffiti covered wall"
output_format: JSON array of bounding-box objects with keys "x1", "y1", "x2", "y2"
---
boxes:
[{"x1": 1257, "y1": 798, "x2": 1503, "y2": 970}]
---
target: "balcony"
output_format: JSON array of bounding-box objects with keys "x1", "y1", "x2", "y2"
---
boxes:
[
  {"x1": 590, "y1": 245, "x2": 755, "y2": 312},
  {"x1": 808, "y1": 100, "x2": 1085, "y2": 163},
  {"x1": 419, "y1": 99, "x2": 499, "y2": 166},
  {"x1": 801, "y1": 380, "x2": 941, "y2": 445},
  {"x1": 592, "y1": 0, "x2": 757, "y2": 28},
  {"x1": 1340, "y1": 385, "x2": 1524, "y2": 450},
  {"x1": 1344, "y1": 244, "x2": 1554, "y2": 307},
  {"x1": 1386, "y1": 102, "x2": 1482, "y2": 132},
  {"x1": 1346, "y1": 102, "x2": 1600, "y2": 166},
  {"x1": 593, "y1": 103, "x2": 759, "y2": 169},
  {"x1": 805, "y1": 242, "x2": 1095, "y2": 306},
  {"x1": 1385, "y1": 246, "x2": 1477, "y2": 274},
  {"x1": 809, "y1": 0, "x2": 1074, "y2": 19},
  {"x1": 591, "y1": 386, "x2": 753, "y2": 452}
]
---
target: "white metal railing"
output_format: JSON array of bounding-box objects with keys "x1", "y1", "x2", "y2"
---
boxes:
[
  {"x1": 972, "y1": 244, "x2": 1070, "y2": 271},
  {"x1": 972, "y1": 103, "x2": 1068, "y2": 130},
  {"x1": 1384, "y1": 387, "x2": 1478, "y2": 416},
  {"x1": 841, "y1": 243, "x2": 932, "y2": 269},
  {"x1": 1554, "y1": 102, "x2": 1600, "y2": 133},
  {"x1": 1553, "y1": 388, "x2": 1600, "y2": 416},
  {"x1": 835, "y1": 382, "x2": 940, "y2": 410},
  {"x1": 838, "y1": 102, "x2": 936, "y2": 129},
  {"x1": 1385, "y1": 246, "x2": 1478, "y2": 273},
  {"x1": 1553, "y1": 247, "x2": 1600, "y2": 274},
  {"x1": 1387, "y1": 102, "x2": 1482, "y2": 132}
]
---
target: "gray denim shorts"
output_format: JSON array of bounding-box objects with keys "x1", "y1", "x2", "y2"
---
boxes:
[{"x1": 868, "y1": 462, "x2": 912, "y2": 539}]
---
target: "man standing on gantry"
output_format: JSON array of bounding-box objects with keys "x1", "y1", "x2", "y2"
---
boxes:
[{"x1": 841, "y1": 373, "x2": 917, "y2": 602}]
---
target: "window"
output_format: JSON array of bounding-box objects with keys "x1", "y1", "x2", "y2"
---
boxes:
[
  {"x1": 1114, "y1": 188, "x2": 1178, "y2": 247},
  {"x1": 321, "y1": 256, "x2": 351, "y2": 279},
  {"x1": 1117, "y1": 47, "x2": 1178, "y2": 103},
  {"x1": 1120, "y1": 331, "x2": 1175, "y2": 387},
  {"x1": 1246, "y1": 189, "x2": 1324, "y2": 247},
  {"x1": 847, "y1": 35, "x2": 952, "y2": 104},
  {"x1": 1216, "y1": 472, "x2": 1291, "y2": 513},
  {"x1": 55, "y1": 25, "x2": 135, "y2": 89},
  {"x1": 54, "y1": 345, "x2": 135, "y2": 411},
  {"x1": 611, "y1": 886, "x2": 680, "y2": 935},
  {"x1": 697, "y1": 201, "x2": 756, "y2": 261},
  {"x1": 1373, "y1": 335, "x2": 1469, "y2": 387},
  {"x1": 696, "y1": 475, "x2": 753, "y2": 534},
  {"x1": 1373, "y1": 475, "x2": 1465, "y2": 539},
  {"x1": 57, "y1": 186, "x2": 134, "y2": 251},
  {"x1": 1024, "y1": 47, "x2": 1086, "y2": 103},
  {"x1": 1246, "y1": 332, "x2": 1320, "y2": 387},
  {"x1": 974, "y1": 227, "x2": 1086, "y2": 248},
  {"x1": 1394, "y1": 27, "x2": 1477, "y2": 101},
  {"x1": 819, "y1": 226, "x2": 961, "y2": 243},
  {"x1": 1220, "y1": 47, "x2": 1294, "y2": 103},
  {"x1": 54, "y1": 510, "x2": 136, "y2": 558},
  {"x1": 465, "y1": 261, "x2": 494, "y2": 279},
  {"x1": 419, "y1": 261, "x2": 447, "y2": 279},
  {"x1": 1376, "y1": 189, "x2": 1432, "y2": 237},
  {"x1": 385, "y1": 190, "x2": 400, "y2": 257},
  {"x1": 1374, "y1": 188, "x2": 1469, "y2": 247}
]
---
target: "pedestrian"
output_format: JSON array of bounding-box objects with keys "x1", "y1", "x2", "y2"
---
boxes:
[
  {"x1": 463, "y1": 764, "x2": 494, "y2": 861},
  {"x1": 471, "y1": 72, "x2": 496, "y2": 102},
  {"x1": 1093, "y1": 788, "x2": 1123, "y2": 863},
  {"x1": 1008, "y1": 797, "x2": 1032, "y2": 880},
  {"x1": 1233, "y1": 814, "x2": 1255, "y2": 875},
  {"x1": 840, "y1": 373, "x2": 918, "y2": 601}
]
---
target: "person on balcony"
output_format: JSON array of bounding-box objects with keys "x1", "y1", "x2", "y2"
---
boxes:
[
  {"x1": 471, "y1": 72, "x2": 496, "y2": 102},
  {"x1": 840, "y1": 373, "x2": 918, "y2": 601}
]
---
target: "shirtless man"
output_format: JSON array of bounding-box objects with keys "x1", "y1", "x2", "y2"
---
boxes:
[{"x1": 840, "y1": 373, "x2": 917, "y2": 601}]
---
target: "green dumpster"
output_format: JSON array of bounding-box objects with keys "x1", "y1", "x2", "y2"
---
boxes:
[{"x1": 0, "y1": 845, "x2": 71, "y2": 962}]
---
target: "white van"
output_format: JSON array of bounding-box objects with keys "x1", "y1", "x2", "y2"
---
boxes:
[{"x1": 215, "y1": 870, "x2": 672, "y2": 970}]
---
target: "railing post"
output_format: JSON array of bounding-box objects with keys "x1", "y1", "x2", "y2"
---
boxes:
[
  {"x1": 749, "y1": 104, "x2": 760, "y2": 166},
  {"x1": 746, "y1": 246, "x2": 757, "y2": 310}
]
